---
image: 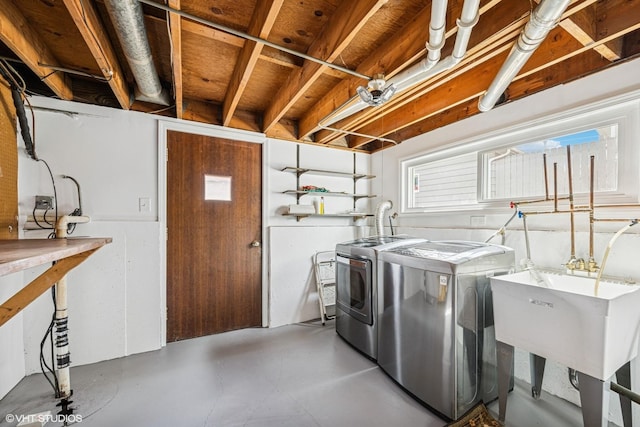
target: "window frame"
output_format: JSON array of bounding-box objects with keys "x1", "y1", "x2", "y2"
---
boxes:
[{"x1": 400, "y1": 90, "x2": 640, "y2": 214}]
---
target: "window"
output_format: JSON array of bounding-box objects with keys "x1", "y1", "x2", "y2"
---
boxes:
[
  {"x1": 407, "y1": 152, "x2": 477, "y2": 209},
  {"x1": 401, "y1": 91, "x2": 640, "y2": 213},
  {"x1": 482, "y1": 125, "x2": 618, "y2": 201}
]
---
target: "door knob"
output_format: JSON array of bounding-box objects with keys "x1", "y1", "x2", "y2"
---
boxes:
[{"x1": 250, "y1": 240, "x2": 261, "y2": 248}]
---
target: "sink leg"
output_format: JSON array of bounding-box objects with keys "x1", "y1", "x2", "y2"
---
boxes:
[
  {"x1": 616, "y1": 362, "x2": 632, "y2": 427},
  {"x1": 496, "y1": 341, "x2": 514, "y2": 423},
  {"x1": 530, "y1": 353, "x2": 546, "y2": 400},
  {"x1": 577, "y1": 371, "x2": 611, "y2": 427}
]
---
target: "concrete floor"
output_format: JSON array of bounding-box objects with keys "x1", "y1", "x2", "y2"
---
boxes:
[{"x1": 0, "y1": 320, "x2": 603, "y2": 427}]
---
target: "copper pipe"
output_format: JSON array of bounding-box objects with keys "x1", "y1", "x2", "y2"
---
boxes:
[
  {"x1": 576, "y1": 203, "x2": 640, "y2": 209},
  {"x1": 594, "y1": 217, "x2": 640, "y2": 222},
  {"x1": 511, "y1": 196, "x2": 570, "y2": 206},
  {"x1": 553, "y1": 162, "x2": 558, "y2": 212},
  {"x1": 517, "y1": 208, "x2": 592, "y2": 216},
  {"x1": 543, "y1": 153, "x2": 549, "y2": 200},
  {"x1": 567, "y1": 146, "x2": 576, "y2": 259}
]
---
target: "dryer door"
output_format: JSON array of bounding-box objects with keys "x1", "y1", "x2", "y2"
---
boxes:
[{"x1": 336, "y1": 255, "x2": 373, "y2": 325}]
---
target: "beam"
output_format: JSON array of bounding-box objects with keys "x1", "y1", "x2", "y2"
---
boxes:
[
  {"x1": 63, "y1": 0, "x2": 131, "y2": 109},
  {"x1": 595, "y1": 0, "x2": 640, "y2": 57},
  {"x1": 560, "y1": 4, "x2": 621, "y2": 61},
  {"x1": 314, "y1": 3, "x2": 530, "y2": 145},
  {"x1": 223, "y1": 0, "x2": 284, "y2": 126},
  {"x1": 318, "y1": 0, "x2": 601, "y2": 146},
  {"x1": 172, "y1": 18, "x2": 346, "y2": 78},
  {"x1": 261, "y1": 0, "x2": 388, "y2": 132},
  {"x1": 0, "y1": 250, "x2": 97, "y2": 328},
  {"x1": 391, "y1": 47, "x2": 611, "y2": 145},
  {"x1": 348, "y1": 24, "x2": 616, "y2": 147},
  {"x1": 0, "y1": 0, "x2": 73, "y2": 100},
  {"x1": 168, "y1": 0, "x2": 184, "y2": 118}
]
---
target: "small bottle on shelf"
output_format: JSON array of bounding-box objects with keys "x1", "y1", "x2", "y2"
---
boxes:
[{"x1": 319, "y1": 196, "x2": 325, "y2": 214}]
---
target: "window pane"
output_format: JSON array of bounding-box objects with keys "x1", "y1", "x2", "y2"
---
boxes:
[
  {"x1": 409, "y1": 152, "x2": 478, "y2": 208},
  {"x1": 484, "y1": 125, "x2": 618, "y2": 200}
]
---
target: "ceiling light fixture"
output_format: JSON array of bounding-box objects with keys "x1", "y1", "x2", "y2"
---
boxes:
[{"x1": 356, "y1": 74, "x2": 397, "y2": 107}]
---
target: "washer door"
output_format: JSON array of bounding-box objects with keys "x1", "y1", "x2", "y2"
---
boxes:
[{"x1": 336, "y1": 255, "x2": 373, "y2": 325}]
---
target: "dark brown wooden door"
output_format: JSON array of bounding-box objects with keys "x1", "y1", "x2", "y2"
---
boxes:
[{"x1": 167, "y1": 131, "x2": 262, "y2": 341}]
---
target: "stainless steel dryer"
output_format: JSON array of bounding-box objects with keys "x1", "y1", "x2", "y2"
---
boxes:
[
  {"x1": 377, "y1": 240, "x2": 515, "y2": 420},
  {"x1": 335, "y1": 235, "x2": 427, "y2": 360}
]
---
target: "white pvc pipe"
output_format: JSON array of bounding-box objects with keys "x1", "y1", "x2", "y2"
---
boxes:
[
  {"x1": 453, "y1": 0, "x2": 481, "y2": 59},
  {"x1": 427, "y1": 0, "x2": 449, "y2": 65},
  {"x1": 478, "y1": 0, "x2": 571, "y2": 112}
]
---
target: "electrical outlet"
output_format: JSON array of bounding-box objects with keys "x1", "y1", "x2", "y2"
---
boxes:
[{"x1": 35, "y1": 195, "x2": 53, "y2": 210}]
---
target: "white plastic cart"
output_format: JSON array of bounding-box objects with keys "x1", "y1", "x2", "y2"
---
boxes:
[{"x1": 313, "y1": 251, "x2": 336, "y2": 325}]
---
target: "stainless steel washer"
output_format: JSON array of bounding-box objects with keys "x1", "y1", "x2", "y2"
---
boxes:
[
  {"x1": 377, "y1": 240, "x2": 515, "y2": 420},
  {"x1": 335, "y1": 235, "x2": 427, "y2": 360}
]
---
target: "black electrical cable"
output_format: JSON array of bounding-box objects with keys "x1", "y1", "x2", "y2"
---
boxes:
[
  {"x1": 43, "y1": 206, "x2": 53, "y2": 226},
  {"x1": 32, "y1": 205, "x2": 50, "y2": 230},
  {"x1": 0, "y1": 59, "x2": 36, "y2": 160},
  {"x1": 37, "y1": 159, "x2": 58, "y2": 237}
]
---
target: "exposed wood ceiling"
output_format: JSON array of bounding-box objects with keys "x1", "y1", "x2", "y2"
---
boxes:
[{"x1": 1, "y1": 0, "x2": 639, "y2": 153}]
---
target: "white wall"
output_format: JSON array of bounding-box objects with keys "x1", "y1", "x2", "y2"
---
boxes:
[
  {"x1": 2, "y1": 97, "x2": 163, "y2": 399},
  {"x1": 0, "y1": 272, "x2": 26, "y2": 398},
  {"x1": 1, "y1": 98, "x2": 373, "y2": 399},
  {"x1": 266, "y1": 139, "x2": 374, "y2": 326},
  {"x1": 371, "y1": 56, "x2": 640, "y2": 425}
]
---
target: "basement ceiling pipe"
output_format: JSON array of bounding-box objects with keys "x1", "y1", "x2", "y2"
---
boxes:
[
  {"x1": 321, "y1": 0, "x2": 480, "y2": 127},
  {"x1": 104, "y1": 0, "x2": 171, "y2": 106},
  {"x1": 477, "y1": 0, "x2": 570, "y2": 112}
]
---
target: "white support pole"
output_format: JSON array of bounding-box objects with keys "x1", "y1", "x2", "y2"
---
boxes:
[{"x1": 54, "y1": 215, "x2": 90, "y2": 398}]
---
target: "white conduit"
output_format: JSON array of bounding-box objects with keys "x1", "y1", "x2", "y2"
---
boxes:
[
  {"x1": 320, "y1": 0, "x2": 480, "y2": 128},
  {"x1": 478, "y1": 0, "x2": 571, "y2": 112},
  {"x1": 54, "y1": 215, "x2": 91, "y2": 398}
]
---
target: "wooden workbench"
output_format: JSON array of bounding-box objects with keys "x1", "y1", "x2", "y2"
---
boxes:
[{"x1": 0, "y1": 238, "x2": 112, "y2": 327}]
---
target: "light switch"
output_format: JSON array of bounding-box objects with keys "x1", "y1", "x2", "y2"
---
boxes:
[{"x1": 139, "y1": 197, "x2": 151, "y2": 212}]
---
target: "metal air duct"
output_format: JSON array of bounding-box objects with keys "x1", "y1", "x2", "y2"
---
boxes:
[
  {"x1": 477, "y1": 0, "x2": 571, "y2": 112},
  {"x1": 104, "y1": 0, "x2": 171, "y2": 105},
  {"x1": 375, "y1": 200, "x2": 393, "y2": 236}
]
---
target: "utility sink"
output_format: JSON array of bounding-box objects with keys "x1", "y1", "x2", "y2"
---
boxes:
[{"x1": 490, "y1": 270, "x2": 640, "y2": 380}]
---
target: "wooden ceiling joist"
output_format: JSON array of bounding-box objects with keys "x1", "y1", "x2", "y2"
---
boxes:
[
  {"x1": 560, "y1": 4, "x2": 621, "y2": 61},
  {"x1": 0, "y1": 0, "x2": 73, "y2": 100},
  {"x1": 319, "y1": 0, "x2": 634, "y2": 148},
  {"x1": 63, "y1": 0, "x2": 131, "y2": 109},
  {"x1": 312, "y1": 1, "x2": 531, "y2": 146},
  {"x1": 168, "y1": 0, "x2": 183, "y2": 118},
  {"x1": 347, "y1": 24, "x2": 618, "y2": 148},
  {"x1": 298, "y1": 0, "x2": 531, "y2": 141},
  {"x1": 223, "y1": 0, "x2": 284, "y2": 126},
  {"x1": 261, "y1": 0, "x2": 388, "y2": 133}
]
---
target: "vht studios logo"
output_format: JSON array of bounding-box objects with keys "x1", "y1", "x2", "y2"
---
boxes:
[{"x1": 5, "y1": 412, "x2": 83, "y2": 424}]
